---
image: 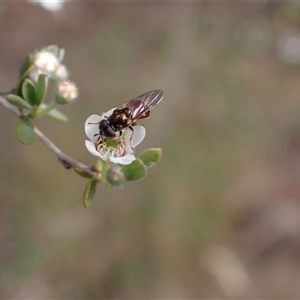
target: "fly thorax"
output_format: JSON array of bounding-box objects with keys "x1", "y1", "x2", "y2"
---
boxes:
[{"x1": 109, "y1": 109, "x2": 131, "y2": 130}]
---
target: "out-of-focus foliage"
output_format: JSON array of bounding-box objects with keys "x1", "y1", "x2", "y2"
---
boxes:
[{"x1": 1, "y1": 1, "x2": 300, "y2": 298}]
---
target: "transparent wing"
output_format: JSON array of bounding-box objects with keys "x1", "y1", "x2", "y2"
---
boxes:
[{"x1": 120, "y1": 90, "x2": 164, "y2": 121}]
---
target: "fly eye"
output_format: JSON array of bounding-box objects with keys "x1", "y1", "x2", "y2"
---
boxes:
[
  {"x1": 99, "y1": 120, "x2": 116, "y2": 138},
  {"x1": 104, "y1": 127, "x2": 116, "y2": 138},
  {"x1": 99, "y1": 119, "x2": 108, "y2": 129}
]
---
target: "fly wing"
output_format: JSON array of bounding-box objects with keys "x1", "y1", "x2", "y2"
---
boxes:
[{"x1": 120, "y1": 90, "x2": 164, "y2": 121}]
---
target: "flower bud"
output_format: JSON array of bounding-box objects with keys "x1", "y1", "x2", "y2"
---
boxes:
[
  {"x1": 34, "y1": 50, "x2": 60, "y2": 73},
  {"x1": 54, "y1": 80, "x2": 78, "y2": 104},
  {"x1": 53, "y1": 64, "x2": 69, "y2": 82},
  {"x1": 106, "y1": 165, "x2": 126, "y2": 186}
]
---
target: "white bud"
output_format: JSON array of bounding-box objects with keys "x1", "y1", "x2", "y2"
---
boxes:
[
  {"x1": 34, "y1": 51, "x2": 60, "y2": 73},
  {"x1": 53, "y1": 64, "x2": 69, "y2": 81},
  {"x1": 54, "y1": 80, "x2": 78, "y2": 104}
]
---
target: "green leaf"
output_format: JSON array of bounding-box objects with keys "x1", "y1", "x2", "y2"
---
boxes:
[
  {"x1": 35, "y1": 74, "x2": 47, "y2": 106},
  {"x1": 122, "y1": 158, "x2": 147, "y2": 181},
  {"x1": 139, "y1": 148, "x2": 162, "y2": 171},
  {"x1": 45, "y1": 45, "x2": 61, "y2": 59},
  {"x1": 22, "y1": 79, "x2": 37, "y2": 106},
  {"x1": 6, "y1": 94, "x2": 33, "y2": 110},
  {"x1": 45, "y1": 45, "x2": 59, "y2": 55},
  {"x1": 16, "y1": 118, "x2": 35, "y2": 145},
  {"x1": 19, "y1": 53, "x2": 33, "y2": 79},
  {"x1": 17, "y1": 54, "x2": 33, "y2": 97},
  {"x1": 83, "y1": 178, "x2": 98, "y2": 208},
  {"x1": 36, "y1": 103, "x2": 68, "y2": 121},
  {"x1": 47, "y1": 108, "x2": 68, "y2": 122}
]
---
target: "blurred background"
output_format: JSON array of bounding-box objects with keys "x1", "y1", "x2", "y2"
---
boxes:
[{"x1": 1, "y1": 1, "x2": 300, "y2": 298}]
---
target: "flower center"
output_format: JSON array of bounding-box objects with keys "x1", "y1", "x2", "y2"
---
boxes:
[{"x1": 96, "y1": 138, "x2": 125, "y2": 158}]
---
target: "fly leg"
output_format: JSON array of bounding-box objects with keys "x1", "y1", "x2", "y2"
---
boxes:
[
  {"x1": 128, "y1": 123, "x2": 145, "y2": 150},
  {"x1": 128, "y1": 125, "x2": 135, "y2": 150}
]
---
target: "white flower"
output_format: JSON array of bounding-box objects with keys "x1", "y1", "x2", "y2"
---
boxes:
[
  {"x1": 29, "y1": 0, "x2": 66, "y2": 12},
  {"x1": 30, "y1": 48, "x2": 68, "y2": 82},
  {"x1": 84, "y1": 112, "x2": 146, "y2": 165},
  {"x1": 34, "y1": 50, "x2": 60, "y2": 73}
]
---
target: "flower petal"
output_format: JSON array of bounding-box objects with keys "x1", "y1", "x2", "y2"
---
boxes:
[
  {"x1": 85, "y1": 114, "x2": 102, "y2": 142},
  {"x1": 110, "y1": 154, "x2": 136, "y2": 165},
  {"x1": 131, "y1": 125, "x2": 146, "y2": 148},
  {"x1": 123, "y1": 125, "x2": 146, "y2": 152},
  {"x1": 85, "y1": 140, "x2": 108, "y2": 161}
]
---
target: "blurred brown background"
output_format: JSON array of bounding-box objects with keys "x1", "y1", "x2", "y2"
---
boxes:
[{"x1": 1, "y1": 1, "x2": 300, "y2": 298}]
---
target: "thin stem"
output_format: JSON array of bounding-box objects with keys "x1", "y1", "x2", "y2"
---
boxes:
[
  {"x1": 0, "y1": 95, "x2": 99, "y2": 178},
  {"x1": 35, "y1": 100, "x2": 57, "y2": 117},
  {"x1": 0, "y1": 89, "x2": 16, "y2": 96}
]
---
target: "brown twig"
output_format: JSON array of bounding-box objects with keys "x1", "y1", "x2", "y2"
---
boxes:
[
  {"x1": 0, "y1": 88, "x2": 16, "y2": 96},
  {"x1": 0, "y1": 95, "x2": 99, "y2": 178}
]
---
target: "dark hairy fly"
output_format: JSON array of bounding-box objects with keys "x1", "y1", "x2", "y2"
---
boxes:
[{"x1": 90, "y1": 90, "x2": 164, "y2": 148}]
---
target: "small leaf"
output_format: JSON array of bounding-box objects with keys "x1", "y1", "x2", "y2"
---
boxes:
[
  {"x1": 45, "y1": 45, "x2": 60, "y2": 58},
  {"x1": 139, "y1": 148, "x2": 162, "y2": 169},
  {"x1": 37, "y1": 103, "x2": 68, "y2": 122},
  {"x1": 22, "y1": 79, "x2": 37, "y2": 106},
  {"x1": 17, "y1": 118, "x2": 35, "y2": 145},
  {"x1": 17, "y1": 54, "x2": 33, "y2": 97},
  {"x1": 57, "y1": 48, "x2": 65, "y2": 62},
  {"x1": 47, "y1": 108, "x2": 68, "y2": 122},
  {"x1": 122, "y1": 158, "x2": 147, "y2": 181},
  {"x1": 6, "y1": 94, "x2": 33, "y2": 110},
  {"x1": 83, "y1": 178, "x2": 98, "y2": 208},
  {"x1": 19, "y1": 53, "x2": 33, "y2": 79},
  {"x1": 35, "y1": 74, "x2": 48, "y2": 106}
]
